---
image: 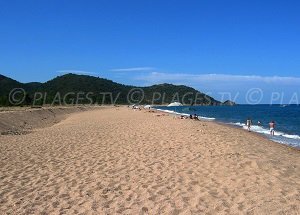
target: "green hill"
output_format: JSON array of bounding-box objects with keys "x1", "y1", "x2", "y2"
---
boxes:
[
  {"x1": 0, "y1": 74, "x2": 23, "y2": 94},
  {"x1": 0, "y1": 75, "x2": 25, "y2": 106},
  {"x1": 0, "y1": 73, "x2": 224, "y2": 106}
]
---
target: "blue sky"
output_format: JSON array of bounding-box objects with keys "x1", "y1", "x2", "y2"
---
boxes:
[{"x1": 0, "y1": 0, "x2": 300, "y2": 103}]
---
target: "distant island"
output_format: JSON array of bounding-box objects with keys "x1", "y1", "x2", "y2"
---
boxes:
[
  {"x1": 0, "y1": 73, "x2": 235, "y2": 106},
  {"x1": 222, "y1": 100, "x2": 236, "y2": 106}
]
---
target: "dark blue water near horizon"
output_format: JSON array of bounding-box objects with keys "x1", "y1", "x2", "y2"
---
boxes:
[{"x1": 156, "y1": 105, "x2": 300, "y2": 148}]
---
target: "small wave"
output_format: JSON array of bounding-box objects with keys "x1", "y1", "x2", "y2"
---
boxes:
[
  {"x1": 281, "y1": 134, "x2": 300, "y2": 140},
  {"x1": 155, "y1": 109, "x2": 178, "y2": 114},
  {"x1": 198, "y1": 116, "x2": 216, "y2": 121}
]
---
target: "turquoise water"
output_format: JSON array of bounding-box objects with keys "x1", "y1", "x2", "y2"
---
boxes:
[{"x1": 156, "y1": 105, "x2": 300, "y2": 148}]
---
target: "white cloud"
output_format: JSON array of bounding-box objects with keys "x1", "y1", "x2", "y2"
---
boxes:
[
  {"x1": 133, "y1": 72, "x2": 300, "y2": 103},
  {"x1": 135, "y1": 72, "x2": 300, "y2": 85},
  {"x1": 110, "y1": 67, "x2": 155, "y2": 72},
  {"x1": 57, "y1": 70, "x2": 97, "y2": 75}
]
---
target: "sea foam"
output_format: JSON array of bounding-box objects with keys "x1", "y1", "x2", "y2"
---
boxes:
[{"x1": 230, "y1": 122, "x2": 300, "y2": 147}]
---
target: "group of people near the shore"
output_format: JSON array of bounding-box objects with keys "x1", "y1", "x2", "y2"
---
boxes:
[
  {"x1": 246, "y1": 118, "x2": 276, "y2": 136},
  {"x1": 179, "y1": 114, "x2": 199, "y2": 120}
]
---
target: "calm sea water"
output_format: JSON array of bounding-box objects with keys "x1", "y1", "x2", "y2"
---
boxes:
[{"x1": 156, "y1": 105, "x2": 300, "y2": 148}]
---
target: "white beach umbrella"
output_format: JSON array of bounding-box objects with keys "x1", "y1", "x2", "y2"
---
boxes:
[{"x1": 167, "y1": 102, "x2": 183, "y2": 107}]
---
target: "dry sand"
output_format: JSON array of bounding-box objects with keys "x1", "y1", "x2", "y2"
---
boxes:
[{"x1": 0, "y1": 107, "x2": 299, "y2": 214}]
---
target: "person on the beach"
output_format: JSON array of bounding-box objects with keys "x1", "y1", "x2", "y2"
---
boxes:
[
  {"x1": 246, "y1": 118, "x2": 252, "y2": 131},
  {"x1": 258, "y1": 121, "x2": 262, "y2": 126},
  {"x1": 193, "y1": 114, "x2": 199, "y2": 120},
  {"x1": 269, "y1": 121, "x2": 275, "y2": 136}
]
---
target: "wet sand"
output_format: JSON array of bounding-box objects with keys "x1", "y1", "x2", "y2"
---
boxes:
[{"x1": 0, "y1": 107, "x2": 299, "y2": 214}]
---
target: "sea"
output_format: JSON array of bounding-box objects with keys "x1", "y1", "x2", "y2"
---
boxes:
[{"x1": 155, "y1": 105, "x2": 300, "y2": 148}]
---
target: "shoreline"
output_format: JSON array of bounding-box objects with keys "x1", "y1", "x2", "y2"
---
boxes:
[
  {"x1": 215, "y1": 120, "x2": 300, "y2": 152},
  {"x1": 213, "y1": 120, "x2": 300, "y2": 151},
  {"x1": 153, "y1": 107, "x2": 300, "y2": 150}
]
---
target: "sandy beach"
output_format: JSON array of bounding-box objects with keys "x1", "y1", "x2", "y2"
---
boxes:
[{"x1": 0, "y1": 107, "x2": 299, "y2": 214}]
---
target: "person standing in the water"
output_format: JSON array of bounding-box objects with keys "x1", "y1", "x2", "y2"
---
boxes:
[
  {"x1": 269, "y1": 121, "x2": 276, "y2": 136},
  {"x1": 246, "y1": 118, "x2": 252, "y2": 131}
]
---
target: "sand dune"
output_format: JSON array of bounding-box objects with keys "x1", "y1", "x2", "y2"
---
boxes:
[
  {"x1": 0, "y1": 106, "x2": 100, "y2": 135},
  {"x1": 0, "y1": 107, "x2": 299, "y2": 214}
]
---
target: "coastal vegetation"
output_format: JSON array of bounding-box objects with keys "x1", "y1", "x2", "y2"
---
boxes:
[{"x1": 0, "y1": 73, "x2": 232, "y2": 106}]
